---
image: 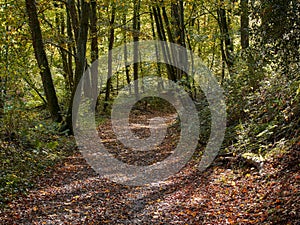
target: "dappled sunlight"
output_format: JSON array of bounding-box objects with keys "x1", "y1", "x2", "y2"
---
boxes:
[{"x1": 1, "y1": 0, "x2": 299, "y2": 223}]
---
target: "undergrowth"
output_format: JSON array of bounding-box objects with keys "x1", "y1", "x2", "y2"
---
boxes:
[
  {"x1": 224, "y1": 67, "x2": 300, "y2": 161},
  {"x1": 0, "y1": 107, "x2": 76, "y2": 207}
]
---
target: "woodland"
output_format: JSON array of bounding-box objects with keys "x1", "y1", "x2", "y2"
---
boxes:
[{"x1": 0, "y1": 0, "x2": 299, "y2": 224}]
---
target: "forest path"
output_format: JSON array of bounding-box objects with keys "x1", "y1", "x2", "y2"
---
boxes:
[{"x1": 1, "y1": 111, "x2": 299, "y2": 224}]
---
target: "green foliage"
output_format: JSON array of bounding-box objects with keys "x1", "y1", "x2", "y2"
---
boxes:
[
  {"x1": 0, "y1": 0, "x2": 299, "y2": 210},
  {"x1": 225, "y1": 68, "x2": 300, "y2": 157},
  {"x1": 0, "y1": 107, "x2": 76, "y2": 206}
]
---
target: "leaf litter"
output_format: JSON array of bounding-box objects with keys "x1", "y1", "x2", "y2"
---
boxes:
[{"x1": 0, "y1": 110, "x2": 299, "y2": 224}]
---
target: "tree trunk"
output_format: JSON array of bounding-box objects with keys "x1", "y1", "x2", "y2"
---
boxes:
[
  {"x1": 152, "y1": 6, "x2": 176, "y2": 81},
  {"x1": 104, "y1": 3, "x2": 116, "y2": 111},
  {"x1": 170, "y1": 0, "x2": 188, "y2": 81},
  {"x1": 240, "y1": 0, "x2": 259, "y2": 89},
  {"x1": 90, "y1": 0, "x2": 98, "y2": 62},
  {"x1": 156, "y1": 1, "x2": 188, "y2": 82},
  {"x1": 123, "y1": 13, "x2": 131, "y2": 94},
  {"x1": 241, "y1": 0, "x2": 249, "y2": 49},
  {"x1": 162, "y1": 6, "x2": 178, "y2": 75},
  {"x1": 25, "y1": 0, "x2": 62, "y2": 122},
  {"x1": 217, "y1": 1, "x2": 234, "y2": 74},
  {"x1": 133, "y1": 0, "x2": 141, "y2": 100},
  {"x1": 68, "y1": 0, "x2": 79, "y2": 44},
  {"x1": 150, "y1": 7, "x2": 163, "y2": 91},
  {"x1": 56, "y1": 4, "x2": 72, "y2": 92},
  {"x1": 220, "y1": 39, "x2": 226, "y2": 83},
  {"x1": 66, "y1": 5, "x2": 74, "y2": 90},
  {"x1": 90, "y1": 0, "x2": 98, "y2": 102},
  {"x1": 65, "y1": 0, "x2": 90, "y2": 134}
]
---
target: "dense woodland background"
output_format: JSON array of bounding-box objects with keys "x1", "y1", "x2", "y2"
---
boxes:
[{"x1": 0, "y1": 0, "x2": 299, "y2": 223}]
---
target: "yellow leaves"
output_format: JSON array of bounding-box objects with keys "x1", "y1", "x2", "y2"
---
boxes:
[
  {"x1": 64, "y1": 208, "x2": 72, "y2": 212},
  {"x1": 296, "y1": 83, "x2": 300, "y2": 96},
  {"x1": 186, "y1": 210, "x2": 198, "y2": 218},
  {"x1": 71, "y1": 195, "x2": 80, "y2": 202},
  {"x1": 227, "y1": 217, "x2": 235, "y2": 224},
  {"x1": 174, "y1": 209, "x2": 198, "y2": 218}
]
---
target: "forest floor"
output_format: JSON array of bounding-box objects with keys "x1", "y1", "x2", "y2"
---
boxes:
[{"x1": 0, "y1": 110, "x2": 299, "y2": 224}]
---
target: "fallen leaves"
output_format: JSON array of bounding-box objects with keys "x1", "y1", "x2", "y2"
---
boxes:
[{"x1": 0, "y1": 112, "x2": 299, "y2": 224}]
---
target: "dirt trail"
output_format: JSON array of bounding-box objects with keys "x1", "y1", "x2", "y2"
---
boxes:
[{"x1": 1, "y1": 111, "x2": 299, "y2": 224}]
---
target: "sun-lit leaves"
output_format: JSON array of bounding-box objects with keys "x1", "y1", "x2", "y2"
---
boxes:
[
  {"x1": 0, "y1": 0, "x2": 299, "y2": 223},
  {"x1": 1, "y1": 140, "x2": 298, "y2": 224}
]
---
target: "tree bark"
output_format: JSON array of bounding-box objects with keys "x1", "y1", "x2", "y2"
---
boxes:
[
  {"x1": 150, "y1": 7, "x2": 163, "y2": 91},
  {"x1": 66, "y1": 4, "x2": 74, "y2": 90},
  {"x1": 123, "y1": 13, "x2": 131, "y2": 94},
  {"x1": 56, "y1": 4, "x2": 72, "y2": 92},
  {"x1": 241, "y1": 0, "x2": 249, "y2": 49},
  {"x1": 65, "y1": 0, "x2": 90, "y2": 134},
  {"x1": 170, "y1": 0, "x2": 188, "y2": 81},
  {"x1": 90, "y1": 0, "x2": 98, "y2": 62},
  {"x1": 89, "y1": 0, "x2": 98, "y2": 102},
  {"x1": 217, "y1": 1, "x2": 234, "y2": 74},
  {"x1": 133, "y1": 0, "x2": 141, "y2": 100},
  {"x1": 152, "y1": 6, "x2": 176, "y2": 81},
  {"x1": 103, "y1": 3, "x2": 116, "y2": 111},
  {"x1": 25, "y1": 0, "x2": 62, "y2": 122},
  {"x1": 68, "y1": 0, "x2": 79, "y2": 45}
]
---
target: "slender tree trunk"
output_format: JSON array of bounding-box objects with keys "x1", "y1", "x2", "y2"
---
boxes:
[
  {"x1": 65, "y1": 0, "x2": 90, "y2": 134},
  {"x1": 104, "y1": 3, "x2": 116, "y2": 111},
  {"x1": 177, "y1": 0, "x2": 188, "y2": 79},
  {"x1": 25, "y1": 0, "x2": 62, "y2": 122},
  {"x1": 90, "y1": 0, "x2": 98, "y2": 62},
  {"x1": 133, "y1": 0, "x2": 141, "y2": 100},
  {"x1": 217, "y1": 1, "x2": 234, "y2": 74},
  {"x1": 123, "y1": 13, "x2": 131, "y2": 94},
  {"x1": 156, "y1": 6, "x2": 175, "y2": 80},
  {"x1": 68, "y1": 0, "x2": 79, "y2": 46},
  {"x1": 150, "y1": 8, "x2": 163, "y2": 91},
  {"x1": 90, "y1": 0, "x2": 98, "y2": 102},
  {"x1": 240, "y1": 0, "x2": 259, "y2": 89},
  {"x1": 66, "y1": 5, "x2": 74, "y2": 90},
  {"x1": 139, "y1": 53, "x2": 145, "y2": 93},
  {"x1": 77, "y1": 0, "x2": 81, "y2": 21},
  {"x1": 220, "y1": 39, "x2": 226, "y2": 83},
  {"x1": 56, "y1": 4, "x2": 72, "y2": 91},
  {"x1": 162, "y1": 6, "x2": 178, "y2": 74},
  {"x1": 152, "y1": 6, "x2": 176, "y2": 81},
  {"x1": 241, "y1": 0, "x2": 249, "y2": 49},
  {"x1": 156, "y1": 1, "x2": 188, "y2": 82},
  {"x1": 170, "y1": 0, "x2": 188, "y2": 81},
  {"x1": 171, "y1": 1, "x2": 181, "y2": 81},
  {"x1": 74, "y1": 1, "x2": 90, "y2": 97}
]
